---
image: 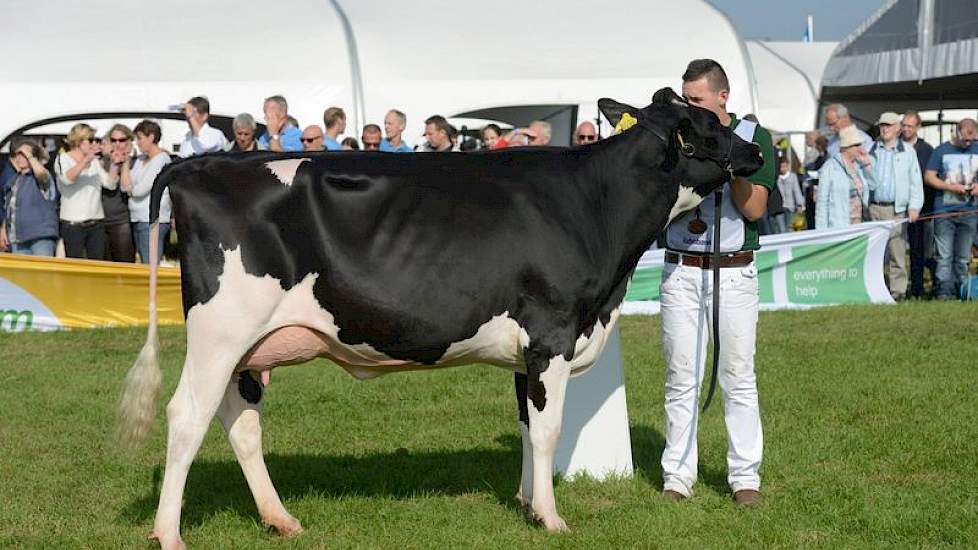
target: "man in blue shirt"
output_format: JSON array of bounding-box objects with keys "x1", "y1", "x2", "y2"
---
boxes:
[
  {"x1": 323, "y1": 107, "x2": 347, "y2": 151},
  {"x1": 923, "y1": 119, "x2": 978, "y2": 299},
  {"x1": 825, "y1": 103, "x2": 874, "y2": 156},
  {"x1": 380, "y1": 109, "x2": 413, "y2": 153},
  {"x1": 867, "y1": 112, "x2": 924, "y2": 300},
  {"x1": 258, "y1": 95, "x2": 303, "y2": 152}
]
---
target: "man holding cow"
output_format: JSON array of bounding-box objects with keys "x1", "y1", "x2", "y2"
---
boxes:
[{"x1": 658, "y1": 59, "x2": 776, "y2": 507}]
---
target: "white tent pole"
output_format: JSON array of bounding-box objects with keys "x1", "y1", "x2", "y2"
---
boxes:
[
  {"x1": 329, "y1": 0, "x2": 366, "y2": 132},
  {"x1": 918, "y1": 0, "x2": 935, "y2": 84}
]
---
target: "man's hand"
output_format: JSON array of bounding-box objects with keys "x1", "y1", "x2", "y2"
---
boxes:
[
  {"x1": 265, "y1": 112, "x2": 284, "y2": 137},
  {"x1": 0, "y1": 225, "x2": 9, "y2": 250},
  {"x1": 948, "y1": 182, "x2": 968, "y2": 195},
  {"x1": 970, "y1": 185, "x2": 978, "y2": 197},
  {"x1": 908, "y1": 208, "x2": 920, "y2": 223}
]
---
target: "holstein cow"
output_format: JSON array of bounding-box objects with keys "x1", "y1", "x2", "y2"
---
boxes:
[{"x1": 117, "y1": 88, "x2": 762, "y2": 549}]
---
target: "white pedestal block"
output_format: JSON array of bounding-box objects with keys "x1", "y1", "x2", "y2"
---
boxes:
[{"x1": 553, "y1": 326, "x2": 634, "y2": 480}]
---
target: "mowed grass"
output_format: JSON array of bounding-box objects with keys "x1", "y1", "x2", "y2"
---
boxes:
[{"x1": 1, "y1": 303, "x2": 976, "y2": 549}]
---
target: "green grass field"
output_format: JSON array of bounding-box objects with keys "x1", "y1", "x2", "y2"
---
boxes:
[{"x1": 1, "y1": 303, "x2": 977, "y2": 549}]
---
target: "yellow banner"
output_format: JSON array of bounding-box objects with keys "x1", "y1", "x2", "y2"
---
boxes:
[{"x1": 0, "y1": 254, "x2": 184, "y2": 332}]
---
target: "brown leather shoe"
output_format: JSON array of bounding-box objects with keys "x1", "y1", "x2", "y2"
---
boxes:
[
  {"x1": 662, "y1": 490, "x2": 687, "y2": 502},
  {"x1": 734, "y1": 489, "x2": 761, "y2": 506}
]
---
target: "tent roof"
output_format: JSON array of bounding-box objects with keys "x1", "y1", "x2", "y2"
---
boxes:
[
  {"x1": 1, "y1": 0, "x2": 760, "y2": 146},
  {"x1": 746, "y1": 41, "x2": 836, "y2": 133},
  {"x1": 820, "y1": 0, "x2": 978, "y2": 123}
]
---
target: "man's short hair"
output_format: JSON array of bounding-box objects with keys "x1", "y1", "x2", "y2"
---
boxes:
[
  {"x1": 825, "y1": 103, "x2": 849, "y2": 118},
  {"x1": 425, "y1": 115, "x2": 452, "y2": 136},
  {"x1": 362, "y1": 123, "x2": 382, "y2": 135},
  {"x1": 958, "y1": 118, "x2": 978, "y2": 133},
  {"x1": 387, "y1": 109, "x2": 406, "y2": 126},
  {"x1": 232, "y1": 113, "x2": 257, "y2": 131},
  {"x1": 134, "y1": 120, "x2": 163, "y2": 144},
  {"x1": 530, "y1": 120, "x2": 552, "y2": 141},
  {"x1": 265, "y1": 95, "x2": 289, "y2": 113},
  {"x1": 902, "y1": 110, "x2": 921, "y2": 125},
  {"x1": 187, "y1": 96, "x2": 210, "y2": 115},
  {"x1": 324, "y1": 107, "x2": 346, "y2": 129},
  {"x1": 682, "y1": 59, "x2": 729, "y2": 92}
]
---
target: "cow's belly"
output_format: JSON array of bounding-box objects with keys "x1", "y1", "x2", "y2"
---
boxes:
[{"x1": 239, "y1": 317, "x2": 527, "y2": 380}]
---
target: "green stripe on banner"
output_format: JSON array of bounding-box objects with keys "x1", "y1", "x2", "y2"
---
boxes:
[
  {"x1": 787, "y1": 236, "x2": 870, "y2": 304},
  {"x1": 624, "y1": 266, "x2": 662, "y2": 302},
  {"x1": 755, "y1": 250, "x2": 778, "y2": 304}
]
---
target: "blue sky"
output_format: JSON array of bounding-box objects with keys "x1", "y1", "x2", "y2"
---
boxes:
[{"x1": 707, "y1": 0, "x2": 887, "y2": 41}]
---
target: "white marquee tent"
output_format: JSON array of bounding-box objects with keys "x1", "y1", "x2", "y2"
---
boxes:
[{"x1": 0, "y1": 0, "x2": 813, "y2": 151}]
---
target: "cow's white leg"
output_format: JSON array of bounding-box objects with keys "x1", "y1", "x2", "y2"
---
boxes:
[
  {"x1": 514, "y1": 373, "x2": 533, "y2": 508},
  {"x1": 151, "y1": 341, "x2": 248, "y2": 550},
  {"x1": 216, "y1": 374, "x2": 302, "y2": 537},
  {"x1": 525, "y1": 354, "x2": 572, "y2": 532}
]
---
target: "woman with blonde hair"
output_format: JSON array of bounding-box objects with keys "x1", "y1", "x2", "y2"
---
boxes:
[
  {"x1": 101, "y1": 123, "x2": 136, "y2": 262},
  {"x1": 54, "y1": 123, "x2": 122, "y2": 258}
]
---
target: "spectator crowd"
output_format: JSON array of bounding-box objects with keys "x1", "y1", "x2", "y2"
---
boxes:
[{"x1": 1, "y1": 94, "x2": 976, "y2": 300}]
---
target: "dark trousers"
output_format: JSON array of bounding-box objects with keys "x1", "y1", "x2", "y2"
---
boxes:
[
  {"x1": 103, "y1": 221, "x2": 135, "y2": 262},
  {"x1": 805, "y1": 186, "x2": 817, "y2": 230},
  {"x1": 61, "y1": 220, "x2": 106, "y2": 259},
  {"x1": 908, "y1": 219, "x2": 935, "y2": 297}
]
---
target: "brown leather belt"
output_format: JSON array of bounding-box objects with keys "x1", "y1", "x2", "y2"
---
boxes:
[{"x1": 665, "y1": 250, "x2": 754, "y2": 269}]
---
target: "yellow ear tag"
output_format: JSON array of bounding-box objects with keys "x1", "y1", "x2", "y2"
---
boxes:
[{"x1": 614, "y1": 112, "x2": 639, "y2": 134}]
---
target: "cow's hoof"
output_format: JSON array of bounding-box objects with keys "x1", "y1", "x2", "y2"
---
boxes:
[
  {"x1": 148, "y1": 530, "x2": 186, "y2": 550},
  {"x1": 533, "y1": 512, "x2": 570, "y2": 533},
  {"x1": 264, "y1": 514, "x2": 303, "y2": 538}
]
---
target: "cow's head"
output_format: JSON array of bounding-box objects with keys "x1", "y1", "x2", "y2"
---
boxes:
[{"x1": 598, "y1": 88, "x2": 763, "y2": 213}]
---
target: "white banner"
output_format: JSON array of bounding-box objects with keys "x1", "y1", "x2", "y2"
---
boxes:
[{"x1": 622, "y1": 221, "x2": 898, "y2": 315}]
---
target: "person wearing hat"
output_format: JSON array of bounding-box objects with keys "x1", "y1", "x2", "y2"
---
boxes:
[
  {"x1": 815, "y1": 125, "x2": 880, "y2": 229},
  {"x1": 866, "y1": 112, "x2": 925, "y2": 300}
]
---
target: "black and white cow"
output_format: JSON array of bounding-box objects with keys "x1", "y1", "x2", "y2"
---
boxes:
[{"x1": 116, "y1": 88, "x2": 762, "y2": 549}]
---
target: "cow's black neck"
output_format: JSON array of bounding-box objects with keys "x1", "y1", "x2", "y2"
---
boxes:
[{"x1": 578, "y1": 129, "x2": 681, "y2": 321}]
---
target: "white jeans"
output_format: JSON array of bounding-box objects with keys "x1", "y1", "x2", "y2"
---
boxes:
[{"x1": 659, "y1": 260, "x2": 763, "y2": 496}]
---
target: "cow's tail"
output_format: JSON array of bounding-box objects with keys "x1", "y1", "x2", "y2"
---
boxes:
[{"x1": 116, "y1": 166, "x2": 173, "y2": 451}]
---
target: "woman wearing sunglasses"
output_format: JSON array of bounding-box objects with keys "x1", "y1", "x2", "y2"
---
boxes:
[
  {"x1": 0, "y1": 137, "x2": 58, "y2": 256},
  {"x1": 100, "y1": 124, "x2": 136, "y2": 262},
  {"x1": 54, "y1": 123, "x2": 121, "y2": 259}
]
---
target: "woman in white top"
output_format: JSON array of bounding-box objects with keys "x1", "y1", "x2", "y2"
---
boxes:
[
  {"x1": 121, "y1": 120, "x2": 172, "y2": 264},
  {"x1": 55, "y1": 123, "x2": 122, "y2": 258}
]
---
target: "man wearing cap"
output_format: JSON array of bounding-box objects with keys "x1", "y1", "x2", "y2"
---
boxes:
[{"x1": 867, "y1": 112, "x2": 924, "y2": 300}]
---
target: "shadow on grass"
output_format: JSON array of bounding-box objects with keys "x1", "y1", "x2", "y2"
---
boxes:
[
  {"x1": 628, "y1": 424, "x2": 728, "y2": 495},
  {"x1": 122, "y1": 434, "x2": 524, "y2": 529},
  {"x1": 122, "y1": 424, "x2": 728, "y2": 530}
]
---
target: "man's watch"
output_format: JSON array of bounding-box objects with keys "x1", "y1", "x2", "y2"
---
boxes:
[{"x1": 270, "y1": 134, "x2": 281, "y2": 141}]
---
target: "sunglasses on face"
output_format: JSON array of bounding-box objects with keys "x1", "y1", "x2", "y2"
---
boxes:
[
  {"x1": 578, "y1": 134, "x2": 597, "y2": 142},
  {"x1": 300, "y1": 137, "x2": 321, "y2": 143},
  {"x1": 110, "y1": 137, "x2": 130, "y2": 143}
]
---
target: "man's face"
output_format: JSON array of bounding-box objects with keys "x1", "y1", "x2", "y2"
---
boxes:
[
  {"x1": 301, "y1": 127, "x2": 324, "y2": 151},
  {"x1": 335, "y1": 117, "x2": 347, "y2": 134},
  {"x1": 575, "y1": 122, "x2": 597, "y2": 145},
  {"x1": 900, "y1": 116, "x2": 920, "y2": 141},
  {"x1": 681, "y1": 77, "x2": 727, "y2": 121},
  {"x1": 527, "y1": 123, "x2": 550, "y2": 146},
  {"x1": 235, "y1": 127, "x2": 255, "y2": 149},
  {"x1": 362, "y1": 129, "x2": 382, "y2": 151},
  {"x1": 384, "y1": 112, "x2": 403, "y2": 139},
  {"x1": 825, "y1": 110, "x2": 843, "y2": 134},
  {"x1": 425, "y1": 123, "x2": 448, "y2": 150},
  {"x1": 955, "y1": 124, "x2": 978, "y2": 148},
  {"x1": 879, "y1": 123, "x2": 900, "y2": 143},
  {"x1": 264, "y1": 102, "x2": 285, "y2": 126}
]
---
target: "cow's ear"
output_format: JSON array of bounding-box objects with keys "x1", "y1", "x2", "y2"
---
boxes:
[
  {"x1": 598, "y1": 98, "x2": 641, "y2": 130},
  {"x1": 652, "y1": 87, "x2": 688, "y2": 107}
]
